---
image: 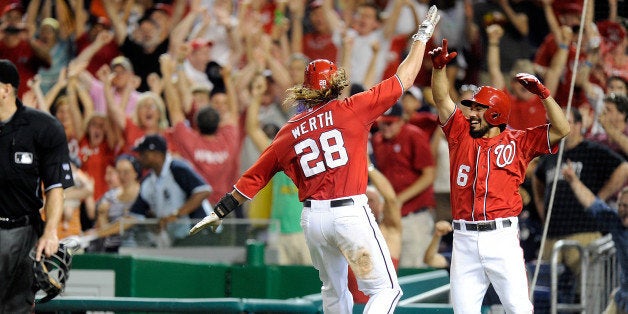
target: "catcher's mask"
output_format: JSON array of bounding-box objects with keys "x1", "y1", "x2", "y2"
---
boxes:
[{"x1": 29, "y1": 240, "x2": 77, "y2": 303}]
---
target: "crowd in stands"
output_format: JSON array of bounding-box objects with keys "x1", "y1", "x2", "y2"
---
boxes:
[{"x1": 2, "y1": 0, "x2": 627, "y2": 272}]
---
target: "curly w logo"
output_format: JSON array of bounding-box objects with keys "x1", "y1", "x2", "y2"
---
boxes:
[{"x1": 494, "y1": 141, "x2": 515, "y2": 168}]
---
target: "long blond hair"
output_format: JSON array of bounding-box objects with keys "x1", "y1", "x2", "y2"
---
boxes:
[{"x1": 282, "y1": 68, "x2": 349, "y2": 109}]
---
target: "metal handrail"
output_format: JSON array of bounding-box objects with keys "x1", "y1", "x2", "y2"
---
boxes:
[{"x1": 551, "y1": 240, "x2": 587, "y2": 314}]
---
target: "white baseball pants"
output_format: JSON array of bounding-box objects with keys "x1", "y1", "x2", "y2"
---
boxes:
[
  {"x1": 450, "y1": 217, "x2": 533, "y2": 313},
  {"x1": 301, "y1": 195, "x2": 402, "y2": 314}
]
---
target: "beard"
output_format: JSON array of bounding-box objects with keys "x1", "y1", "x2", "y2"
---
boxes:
[{"x1": 469, "y1": 123, "x2": 491, "y2": 138}]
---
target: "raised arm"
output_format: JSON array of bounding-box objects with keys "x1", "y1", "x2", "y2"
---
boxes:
[
  {"x1": 486, "y1": 25, "x2": 505, "y2": 90},
  {"x1": 289, "y1": 0, "x2": 306, "y2": 54},
  {"x1": 98, "y1": 65, "x2": 126, "y2": 130},
  {"x1": 160, "y1": 54, "x2": 185, "y2": 126},
  {"x1": 562, "y1": 160, "x2": 596, "y2": 208},
  {"x1": 44, "y1": 68, "x2": 68, "y2": 111},
  {"x1": 382, "y1": 0, "x2": 407, "y2": 38},
  {"x1": 497, "y1": 0, "x2": 528, "y2": 36},
  {"x1": 54, "y1": 0, "x2": 75, "y2": 40},
  {"x1": 75, "y1": 31, "x2": 115, "y2": 73},
  {"x1": 73, "y1": 0, "x2": 88, "y2": 38},
  {"x1": 515, "y1": 73, "x2": 570, "y2": 145},
  {"x1": 66, "y1": 76, "x2": 86, "y2": 140},
  {"x1": 396, "y1": 5, "x2": 440, "y2": 89},
  {"x1": 322, "y1": 0, "x2": 345, "y2": 33},
  {"x1": 102, "y1": 0, "x2": 128, "y2": 46},
  {"x1": 246, "y1": 74, "x2": 272, "y2": 152},
  {"x1": 429, "y1": 39, "x2": 458, "y2": 122},
  {"x1": 169, "y1": 3, "x2": 204, "y2": 55},
  {"x1": 221, "y1": 64, "x2": 239, "y2": 127}
]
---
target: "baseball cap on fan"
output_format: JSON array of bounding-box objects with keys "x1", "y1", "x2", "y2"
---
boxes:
[
  {"x1": 190, "y1": 38, "x2": 213, "y2": 50},
  {"x1": 553, "y1": 1, "x2": 583, "y2": 16},
  {"x1": 0, "y1": 59, "x2": 20, "y2": 89},
  {"x1": 404, "y1": 86, "x2": 423, "y2": 102},
  {"x1": 111, "y1": 56, "x2": 134, "y2": 73},
  {"x1": 133, "y1": 134, "x2": 167, "y2": 153},
  {"x1": 597, "y1": 20, "x2": 627, "y2": 49},
  {"x1": 378, "y1": 102, "x2": 403, "y2": 123},
  {"x1": 2, "y1": 2, "x2": 24, "y2": 15}
]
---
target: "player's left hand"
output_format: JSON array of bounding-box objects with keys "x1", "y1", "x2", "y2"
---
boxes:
[
  {"x1": 429, "y1": 39, "x2": 458, "y2": 69},
  {"x1": 413, "y1": 5, "x2": 441, "y2": 43},
  {"x1": 189, "y1": 212, "x2": 222, "y2": 235},
  {"x1": 516, "y1": 73, "x2": 551, "y2": 99}
]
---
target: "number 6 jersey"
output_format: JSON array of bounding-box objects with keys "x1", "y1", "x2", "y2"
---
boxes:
[
  {"x1": 235, "y1": 76, "x2": 403, "y2": 201},
  {"x1": 441, "y1": 109, "x2": 558, "y2": 221}
]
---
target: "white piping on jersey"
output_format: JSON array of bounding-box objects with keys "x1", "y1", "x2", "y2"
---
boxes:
[
  {"x1": 471, "y1": 146, "x2": 481, "y2": 221},
  {"x1": 483, "y1": 147, "x2": 491, "y2": 220},
  {"x1": 234, "y1": 186, "x2": 253, "y2": 201}
]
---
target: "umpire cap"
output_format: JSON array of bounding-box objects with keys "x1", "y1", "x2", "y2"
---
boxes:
[{"x1": 0, "y1": 59, "x2": 19, "y2": 88}]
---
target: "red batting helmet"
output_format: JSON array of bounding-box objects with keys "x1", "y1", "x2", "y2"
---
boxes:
[
  {"x1": 461, "y1": 86, "x2": 511, "y2": 126},
  {"x1": 304, "y1": 59, "x2": 337, "y2": 91}
]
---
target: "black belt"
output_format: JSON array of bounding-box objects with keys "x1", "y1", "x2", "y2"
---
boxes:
[
  {"x1": 0, "y1": 215, "x2": 32, "y2": 229},
  {"x1": 453, "y1": 219, "x2": 512, "y2": 232},
  {"x1": 304, "y1": 198, "x2": 354, "y2": 208}
]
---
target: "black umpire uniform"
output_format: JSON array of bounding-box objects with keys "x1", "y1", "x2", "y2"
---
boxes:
[{"x1": 0, "y1": 59, "x2": 74, "y2": 312}]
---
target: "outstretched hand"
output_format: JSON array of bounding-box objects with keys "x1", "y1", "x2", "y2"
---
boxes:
[
  {"x1": 516, "y1": 73, "x2": 550, "y2": 99},
  {"x1": 412, "y1": 5, "x2": 441, "y2": 43},
  {"x1": 429, "y1": 39, "x2": 458, "y2": 69},
  {"x1": 189, "y1": 212, "x2": 223, "y2": 235}
]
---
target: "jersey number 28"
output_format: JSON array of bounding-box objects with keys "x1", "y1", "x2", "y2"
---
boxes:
[{"x1": 295, "y1": 129, "x2": 348, "y2": 177}]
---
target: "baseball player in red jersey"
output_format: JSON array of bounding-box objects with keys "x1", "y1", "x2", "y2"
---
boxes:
[
  {"x1": 189, "y1": 6, "x2": 441, "y2": 314},
  {"x1": 429, "y1": 39, "x2": 570, "y2": 313}
]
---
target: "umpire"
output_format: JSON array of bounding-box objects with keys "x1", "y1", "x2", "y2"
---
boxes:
[{"x1": 0, "y1": 59, "x2": 74, "y2": 311}]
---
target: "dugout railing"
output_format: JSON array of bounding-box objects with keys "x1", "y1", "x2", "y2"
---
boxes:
[{"x1": 550, "y1": 234, "x2": 619, "y2": 314}]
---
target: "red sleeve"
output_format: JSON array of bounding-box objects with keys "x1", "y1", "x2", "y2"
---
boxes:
[
  {"x1": 234, "y1": 145, "x2": 281, "y2": 199},
  {"x1": 520, "y1": 125, "x2": 558, "y2": 159},
  {"x1": 345, "y1": 76, "x2": 403, "y2": 127}
]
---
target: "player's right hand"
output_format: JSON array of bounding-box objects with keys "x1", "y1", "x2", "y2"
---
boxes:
[
  {"x1": 429, "y1": 39, "x2": 458, "y2": 69},
  {"x1": 189, "y1": 212, "x2": 223, "y2": 235}
]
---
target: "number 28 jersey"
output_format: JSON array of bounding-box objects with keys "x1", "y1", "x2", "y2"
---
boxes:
[
  {"x1": 235, "y1": 76, "x2": 403, "y2": 201},
  {"x1": 442, "y1": 109, "x2": 557, "y2": 221}
]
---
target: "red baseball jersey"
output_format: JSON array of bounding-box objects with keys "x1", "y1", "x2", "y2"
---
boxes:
[
  {"x1": 235, "y1": 76, "x2": 403, "y2": 201},
  {"x1": 442, "y1": 109, "x2": 557, "y2": 220}
]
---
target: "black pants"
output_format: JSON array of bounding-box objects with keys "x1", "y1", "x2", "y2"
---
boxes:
[{"x1": 0, "y1": 225, "x2": 37, "y2": 313}]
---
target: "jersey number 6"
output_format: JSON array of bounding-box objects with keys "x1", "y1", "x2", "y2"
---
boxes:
[{"x1": 295, "y1": 129, "x2": 349, "y2": 177}]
